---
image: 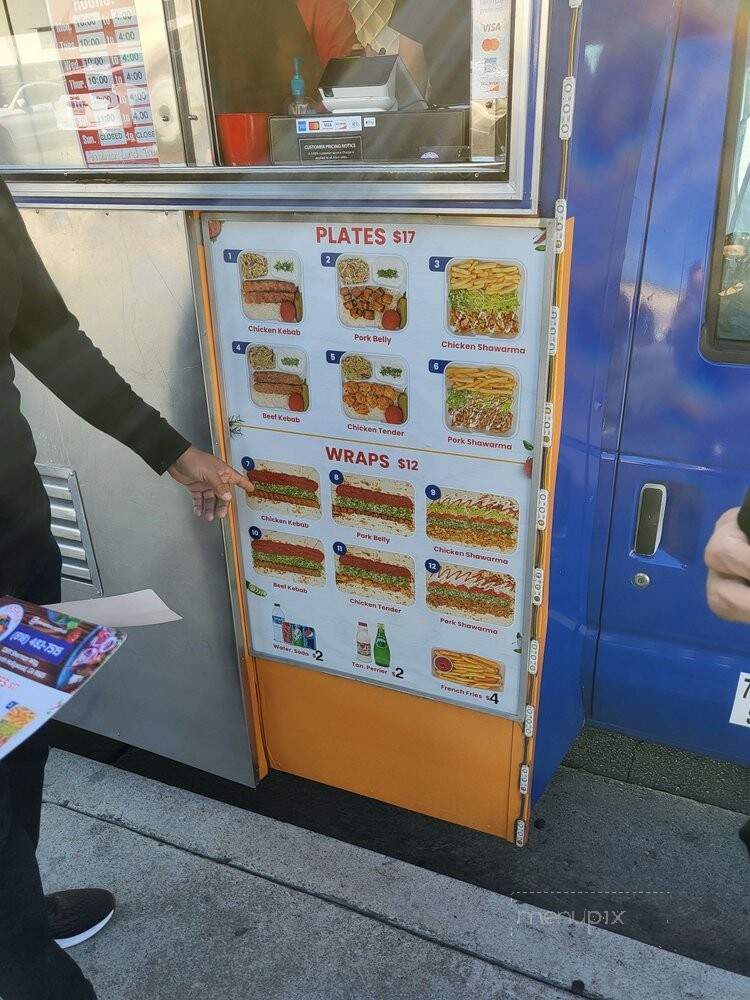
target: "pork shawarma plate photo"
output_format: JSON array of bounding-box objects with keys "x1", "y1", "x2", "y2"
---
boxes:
[
  {"x1": 444, "y1": 363, "x2": 518, "y2": 437},
  {"x1": 238, "y1": 250, "x2": 303, "y2": 323}
]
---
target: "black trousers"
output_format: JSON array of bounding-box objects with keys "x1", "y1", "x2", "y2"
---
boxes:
[{"x1": 0, "y1": 476, "x2": 97, "y2": 1000}]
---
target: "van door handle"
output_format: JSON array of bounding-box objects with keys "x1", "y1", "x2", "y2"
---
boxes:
[{"x1": 634, "y1": 483, "x2": 667, "y2": 556}]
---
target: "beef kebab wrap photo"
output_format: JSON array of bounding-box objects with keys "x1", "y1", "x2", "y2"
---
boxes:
[{"x1": 250, "y1": 530, "x2": 326, "y2": 586}]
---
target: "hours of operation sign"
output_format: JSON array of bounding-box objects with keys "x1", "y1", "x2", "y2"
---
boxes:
[
  {"x1": 46, "y1": 1, "x2": 159, "y2": 166},
  {"x1": 204, "y1": 216, "x2": 555, "y2": 720}
]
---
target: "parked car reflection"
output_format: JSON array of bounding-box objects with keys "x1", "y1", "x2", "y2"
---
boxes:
[{"x1": 0, "y1": 80, "x2": 83, "y2": 165}]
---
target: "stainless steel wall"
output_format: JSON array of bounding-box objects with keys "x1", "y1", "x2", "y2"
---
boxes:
[{"x1": 14, "y1": 207, "x2": 255, "y2": 785}]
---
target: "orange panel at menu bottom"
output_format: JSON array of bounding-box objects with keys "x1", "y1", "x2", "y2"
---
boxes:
[{"x1": 255, "y1": 657, "x2": 527, "y2": 838}]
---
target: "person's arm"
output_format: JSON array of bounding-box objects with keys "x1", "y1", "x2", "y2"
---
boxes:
[
  {"x1": 298, "y1": 0, "x2": 357, "y2": 66},
  {"x1": 3, "y1": 182, "x2": 250, "y2": 520},
  {"x1": 704, "y1": 508, "x2": 750, "y2": 623}
]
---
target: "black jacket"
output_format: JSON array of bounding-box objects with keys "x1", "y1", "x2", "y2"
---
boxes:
[{"x1": 0, "y1": 179, "x2": 189, "y2": 530}]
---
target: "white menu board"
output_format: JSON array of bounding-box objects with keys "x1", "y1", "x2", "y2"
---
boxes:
[{"x1": 204, "y1": 216, "x2": 554, "y2": 720}]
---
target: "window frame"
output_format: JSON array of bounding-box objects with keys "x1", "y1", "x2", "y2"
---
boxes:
[
  {"x1": 703, "y1": 0, "x2": 750, "y2": 363},
  {"x1": 0, "y1": 0, "x2": 544, "y2": 206}
]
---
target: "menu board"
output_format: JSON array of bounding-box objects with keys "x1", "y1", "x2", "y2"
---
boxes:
[
  {"x1": 46, "y1": 2, "x2": 159, "y2": 167},
  {"x1": 204, "y1": 216, "x2": 554, "y2": 720}
]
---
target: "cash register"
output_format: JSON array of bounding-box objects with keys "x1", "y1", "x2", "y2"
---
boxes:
[{"x1": 269, "y1": 55, "x2": 471, "y2": 165}]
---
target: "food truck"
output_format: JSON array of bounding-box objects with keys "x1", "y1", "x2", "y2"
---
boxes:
[{"x1": 2, "y1": 0, "x2": 748, "y2": 844}]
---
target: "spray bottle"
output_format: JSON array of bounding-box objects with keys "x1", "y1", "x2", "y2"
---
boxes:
[{"x1": 288, "y1": 57, "x2": 313, "y2": 116}]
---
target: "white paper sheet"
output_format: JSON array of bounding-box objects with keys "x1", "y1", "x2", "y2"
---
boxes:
[{"x1": 46, "y1": 589, "x2": 181, "y2": 628}]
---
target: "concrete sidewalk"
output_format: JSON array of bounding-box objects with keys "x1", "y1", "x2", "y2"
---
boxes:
[{"x1": 39, "y1": 751, "x2": 747, "y2": 1000}]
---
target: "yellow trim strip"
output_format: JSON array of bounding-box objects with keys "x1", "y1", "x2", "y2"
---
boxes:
[{"x1": 513, "y1": 217, "x2": 575, "y2": 842}]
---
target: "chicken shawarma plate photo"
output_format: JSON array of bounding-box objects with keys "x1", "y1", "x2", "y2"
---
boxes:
[{"x1": 446, "y1": 258, "x2": 523, "y2": 339}]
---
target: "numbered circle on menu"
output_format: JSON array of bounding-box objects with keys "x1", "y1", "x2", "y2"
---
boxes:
[
  {"x1": 333, "y1": 541, "x2": 347, "y2": 555},
  {"x1": 242, "y1": 457, "x2": 255, "y2": 471},
  {"x1": 425, "y1": 484, "x2": 442, "y2": 500},
  {"x1": 425, "y1": 559, "x2": 441, "y2": 573},
  {"x1": 329, "y1": 469, "x2": 344, "y2": 485},
  {"x1": 249, "y1": 526, "x2": 262, "y2": 540}
]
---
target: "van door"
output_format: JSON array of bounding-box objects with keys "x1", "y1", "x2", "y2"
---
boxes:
[{"x1": 594, "y1": 0, "x2": 750, "y2": 763}]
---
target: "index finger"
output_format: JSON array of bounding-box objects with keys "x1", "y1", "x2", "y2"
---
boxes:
[{"x1": 220, "y1": 465, "x2": 254, "y2": 493}]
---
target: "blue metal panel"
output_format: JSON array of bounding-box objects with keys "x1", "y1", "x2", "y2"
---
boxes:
[
  {"x1": 532, "y1": 0, "x2": 681, "y2": 800},
  {"x1": 620, "y1": 7, "x2": 746, "y2": 470},
  {"x1": 595, "y1": 0, "x2": 750, "y2": 765},
  {"x1": 595, "y1": 456, "x2": 750, "y2": 762}
]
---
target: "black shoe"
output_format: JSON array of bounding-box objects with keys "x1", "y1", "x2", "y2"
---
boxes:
[{"x1": 46, "y1": 889, "x2": 115, "y2": 949}]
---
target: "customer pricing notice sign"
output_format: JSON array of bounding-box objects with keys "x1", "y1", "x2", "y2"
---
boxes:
[
  {"x1": 45, "y1": 2, "x2": 159, "y2": 166},
  {"x1": 204, "y1": 215, "x2": 555, "y2": 720}
]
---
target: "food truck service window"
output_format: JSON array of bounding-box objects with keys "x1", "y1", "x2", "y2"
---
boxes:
[
  {"x1": 198, "y1": 0, "x2": 532, "y2": 183},
  {"x1": 0, "y1": 1, "x2": 184, "y2": 168},
  {"x1": 706, "y1": 0, "x2": 750, "y2": 361}
]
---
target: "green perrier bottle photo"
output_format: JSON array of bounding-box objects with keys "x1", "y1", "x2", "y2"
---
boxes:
[{"x1": 373, "y1": 623, "x2": 390, "y2": 669}]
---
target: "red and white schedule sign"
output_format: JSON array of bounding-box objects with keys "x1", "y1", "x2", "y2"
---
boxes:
[{"x1": 46, "y1": 1, "x2": 159, "y2": 166}]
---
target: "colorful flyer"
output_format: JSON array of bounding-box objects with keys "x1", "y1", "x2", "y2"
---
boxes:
[
  {"x1": 0, "y1": 599, "x2": 125, "y2": 758},
  {"x1": 205, "y1": 216, "x2": 554, "y2": 720}
]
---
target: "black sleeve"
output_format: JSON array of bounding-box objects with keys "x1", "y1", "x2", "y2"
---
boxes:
[
  {"x1": 3, "y1": 182, "x2": 190, "y2": 475},
  {"x1": 389, "y1": 0, "x2": 436, "y2": 44}
]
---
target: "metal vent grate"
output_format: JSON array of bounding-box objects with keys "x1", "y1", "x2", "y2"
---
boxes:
[{"x1": 37, "y1": 464, "x2": 102, "y2": 594}]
